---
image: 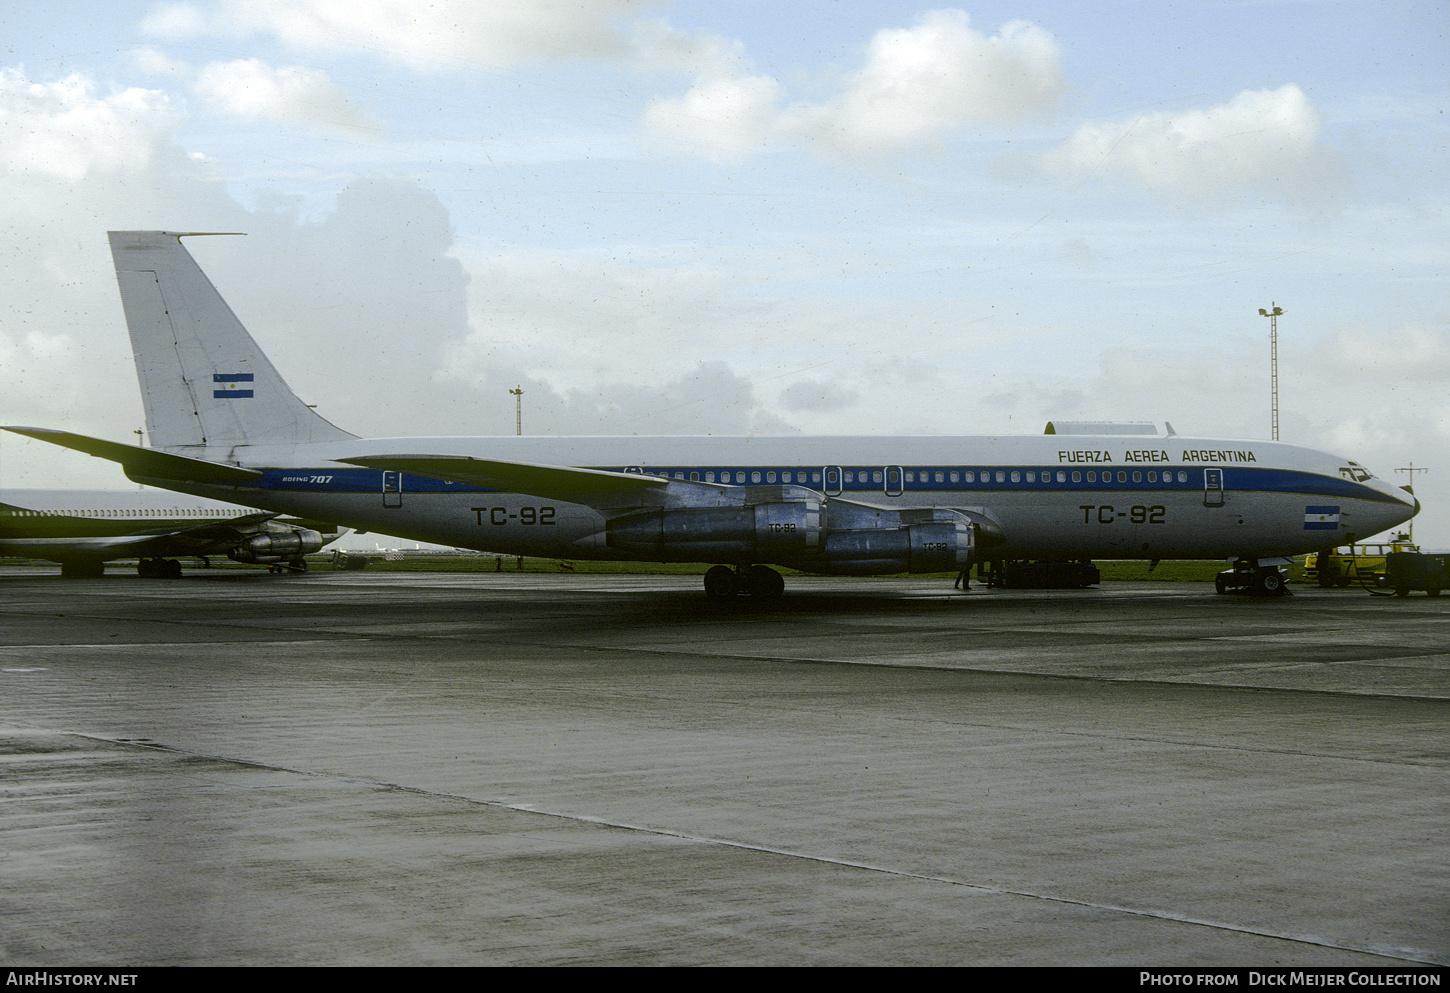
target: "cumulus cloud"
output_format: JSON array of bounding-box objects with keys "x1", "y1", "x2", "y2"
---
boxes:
[
  {"x1": 643, "y1": 74, "x2": 786, "y2": 160},
  {"x1": 194, "y1": 58, "x2": 382, "y2": 134},
  {"x1": 0, "y1": 69, "x2": 177, "y2": 183},
  {"x1": 144, "y1": 0, "x2": 648, "y2": 70},
  {"x1": 646, "y1": 10, "x2": 1065, "y2": 160},
  {"x1": 1041, "y1": 84, "x2": 1332, "y2": 195}
]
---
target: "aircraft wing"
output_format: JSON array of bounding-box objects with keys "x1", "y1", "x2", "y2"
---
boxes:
[
  {"x1": 2, "y1": 427, "x2": 262, "y2": 483},
  {"x1": 0, "y1": 510, "x2": 301, "y2": 563},
  {"x1": 340, "y1": 454, "x2": 679, "y2": 504}
]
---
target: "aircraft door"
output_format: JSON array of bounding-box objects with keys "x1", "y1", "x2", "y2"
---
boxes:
[
  {"x1": 885, "y1": 465, "x2": 904, "y2": 497},
  {"x1": 1203, "y1": 468, "x2": 1225, "y2": 507},
  {"x1": 823, "y1": 465, "x2": 843, "y2": 497},
  {"x1": 383, "y1": 471, "x2": 403, "y2": 508}
]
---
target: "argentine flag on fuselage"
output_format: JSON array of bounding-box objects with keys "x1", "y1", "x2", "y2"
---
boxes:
[{"x1": 1304, "y1": 506, "x2": 1340, "y2": 530}]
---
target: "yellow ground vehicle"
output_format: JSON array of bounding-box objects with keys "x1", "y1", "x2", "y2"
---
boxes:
[{"x1": 1303, "y1": 535, "x2": 1417, "y2": 588}]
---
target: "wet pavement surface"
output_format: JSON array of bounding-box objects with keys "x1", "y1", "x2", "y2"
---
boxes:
[{"x1": 1, "y1": 568, "x2": 1445, "y2": 965}]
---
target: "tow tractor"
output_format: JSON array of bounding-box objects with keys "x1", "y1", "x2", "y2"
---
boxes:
[
  {"x1": 1378, "y1": 550, "x2": 1447, "y2": 597},
  {"x1": 1304, "y1": 534, "x2": 1418, "y2": 589}
]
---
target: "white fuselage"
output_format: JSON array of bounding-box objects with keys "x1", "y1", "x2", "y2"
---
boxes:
[{"x1": 136, "y1": 433, "x2": 1418, "y2": 565}]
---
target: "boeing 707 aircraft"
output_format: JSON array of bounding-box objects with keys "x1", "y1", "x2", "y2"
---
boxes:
[
  {"x1": 0, "y1": 488, "x2": 340, "y2": 577},
  {"x1": 3, "y1": 231, "x2": 1419, "y2": 597}
]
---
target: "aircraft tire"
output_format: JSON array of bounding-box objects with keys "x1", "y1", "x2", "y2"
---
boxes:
[
  {"x1": 745, "y1": 565, "x2": 784, "y2": 599},
  {"x1": 704, "y1": 565, "x2": 738, "y2": 599},
  {"x1": 1214, "y1": 572, "x2": 1230, "y2": 595},
  {"x1": 1254, "y1": 570, "x2": 1285, "y2": 596}
]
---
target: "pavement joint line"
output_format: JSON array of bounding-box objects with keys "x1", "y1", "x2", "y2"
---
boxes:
[
  {"x1": 55, "y1": 728, "x2": 1446, "y2": 967},
  {"x1": 529, "y1": 643, "x2": 1450, "y2": 704}
]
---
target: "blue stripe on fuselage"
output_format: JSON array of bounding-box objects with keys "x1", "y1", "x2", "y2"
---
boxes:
[
  {"x1": 245, "y1": 468, "x2": 496, "y2": 494},
  {"x1": 238, "y1": 464, "x2": 1399, "y2": 505}
]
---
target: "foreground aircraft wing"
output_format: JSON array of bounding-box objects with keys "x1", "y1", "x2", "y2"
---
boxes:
[
  {"x1": 3, "y1": 427, "x2": 262, "y2": 483},
  {"x1": 31, "y1": 511, "x2": 281, "y2": 559},
  {"x1": 340, "y1": 454, "x2": 677, "y2": 504}
]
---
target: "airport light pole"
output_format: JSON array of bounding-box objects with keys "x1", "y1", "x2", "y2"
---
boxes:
[
  {"x1": 509, "y1": 385, "x2": 525, "y2": 571},
  {"x1": 1396, "y1": 463, "x2": 1428, "y2": 543},
  {"x1": 1259, "y1": 304, "x2": 1282, "y2": 441}
]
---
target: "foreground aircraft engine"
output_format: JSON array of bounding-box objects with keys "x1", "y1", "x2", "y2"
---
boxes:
[
  {"x1": 603, "y1": 484, "x2": 974, "y2": 578},
  {"x1": 227, "y1": 529, "x2": 324, "y2": 565}
]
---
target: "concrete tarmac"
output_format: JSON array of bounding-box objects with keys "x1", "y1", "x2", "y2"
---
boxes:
[{"x1": 1, "y1": 567, "x2": 1445, "y2": 966}]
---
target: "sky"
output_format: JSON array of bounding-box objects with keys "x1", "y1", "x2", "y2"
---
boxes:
[{"x1": 0, "y1": 0, "x2": 1446, "y2": 548}]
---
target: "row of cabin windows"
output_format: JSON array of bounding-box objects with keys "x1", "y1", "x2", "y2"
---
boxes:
[
  {"x1": 5, "y1": 508, "x2": 242, "y2": 518},
  {"x1": 637, "y1": 468, "x2": 1195, "y2": 485}
]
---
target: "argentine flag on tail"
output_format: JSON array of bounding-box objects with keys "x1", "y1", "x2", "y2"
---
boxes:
[
  {"x1": 213, "y1": 372, "x2": 254, "y2": 398},
  {"x1": 1304, "y1": 506, "x2": 1340, "y2": 530}
]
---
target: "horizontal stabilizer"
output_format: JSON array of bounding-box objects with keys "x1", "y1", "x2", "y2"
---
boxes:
[
  {"x1": 3, "y1": 427, "x2": 263, "y2": 483},
  {"x1": 341, "y1": 454, "x2": 669, "y2": 502}
]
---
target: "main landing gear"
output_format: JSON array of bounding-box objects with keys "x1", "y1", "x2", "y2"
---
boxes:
[
  {"x1": 268, "y1": 558, "x2": 309, "y2": 574},
  {"x1": 704, "y1": 564, "x2": 785, "y2": 600},
  {"x1": 137, "y1": 557, "x2": 183, "y2": 578},
  {"x1": 1214, "y1": 557, "x2": 1291, "y2": 597}
]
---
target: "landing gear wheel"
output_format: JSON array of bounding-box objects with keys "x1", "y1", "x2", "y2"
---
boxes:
[
  {"x1": 287, "y1": 558, "x2": 308, "y2": 573},
  {"x1": 745, "y1": 565, "x2": 784, "y2": 599},
  {"x1": 1254, "y1": 569, "x2": 1285, "y2": 596},
  {"x1": 164, "y1": 559, "x2": 182, "y2": 578},
  {"x1": 704, "y1": 565, "x2": 738, "y2": 599},
  {"x1": 1214, "y1": 572, "x2": 1230, "y2": 595}
]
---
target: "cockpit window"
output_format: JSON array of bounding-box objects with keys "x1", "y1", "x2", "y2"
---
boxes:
[{"x1": 1339, "y1": 464, "x2": 1373, "y2": 483}]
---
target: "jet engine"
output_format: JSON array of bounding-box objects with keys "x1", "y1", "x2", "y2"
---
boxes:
[
  {"x1": 605, "y1": 485, "x2": 973, "y2": 575},
  {"x1": 228, "y1": 529, "x2": 325, "y2": 564},
  {"x1": 607, "y1": 500, "x2": 821, "y2": 561}
]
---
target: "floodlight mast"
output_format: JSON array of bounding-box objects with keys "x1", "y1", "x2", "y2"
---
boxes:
[
  {"x1": 1259, "y1": 304, "x2": 1283, "y2": 440},
  {"x1": 1395, "y1": 463, "x2": 1428, "y2": 543}
]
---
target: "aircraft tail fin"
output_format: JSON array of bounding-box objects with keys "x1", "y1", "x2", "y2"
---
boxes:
[{"x1": 108, "y1": 231, "x2": 356, "y2": 454}]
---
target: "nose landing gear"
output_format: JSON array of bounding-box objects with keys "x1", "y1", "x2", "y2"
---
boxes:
[{"x1": 1214, "y1": 558, "x2": 1292, "y2": 597}]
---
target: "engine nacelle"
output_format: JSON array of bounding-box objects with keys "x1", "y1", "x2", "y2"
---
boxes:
[
  {"x1": 228, "y1": 529, "x2": 324, "y2": 564},
  {"x1": 819, "y1": 515, "x2": 973, "y2": 575},
  {"x1": 607, "y1": 501, "x2": 822, "y2": 561},
  {"x1": 605, "y1": 495, "x2": 972, "y2": 575}
]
